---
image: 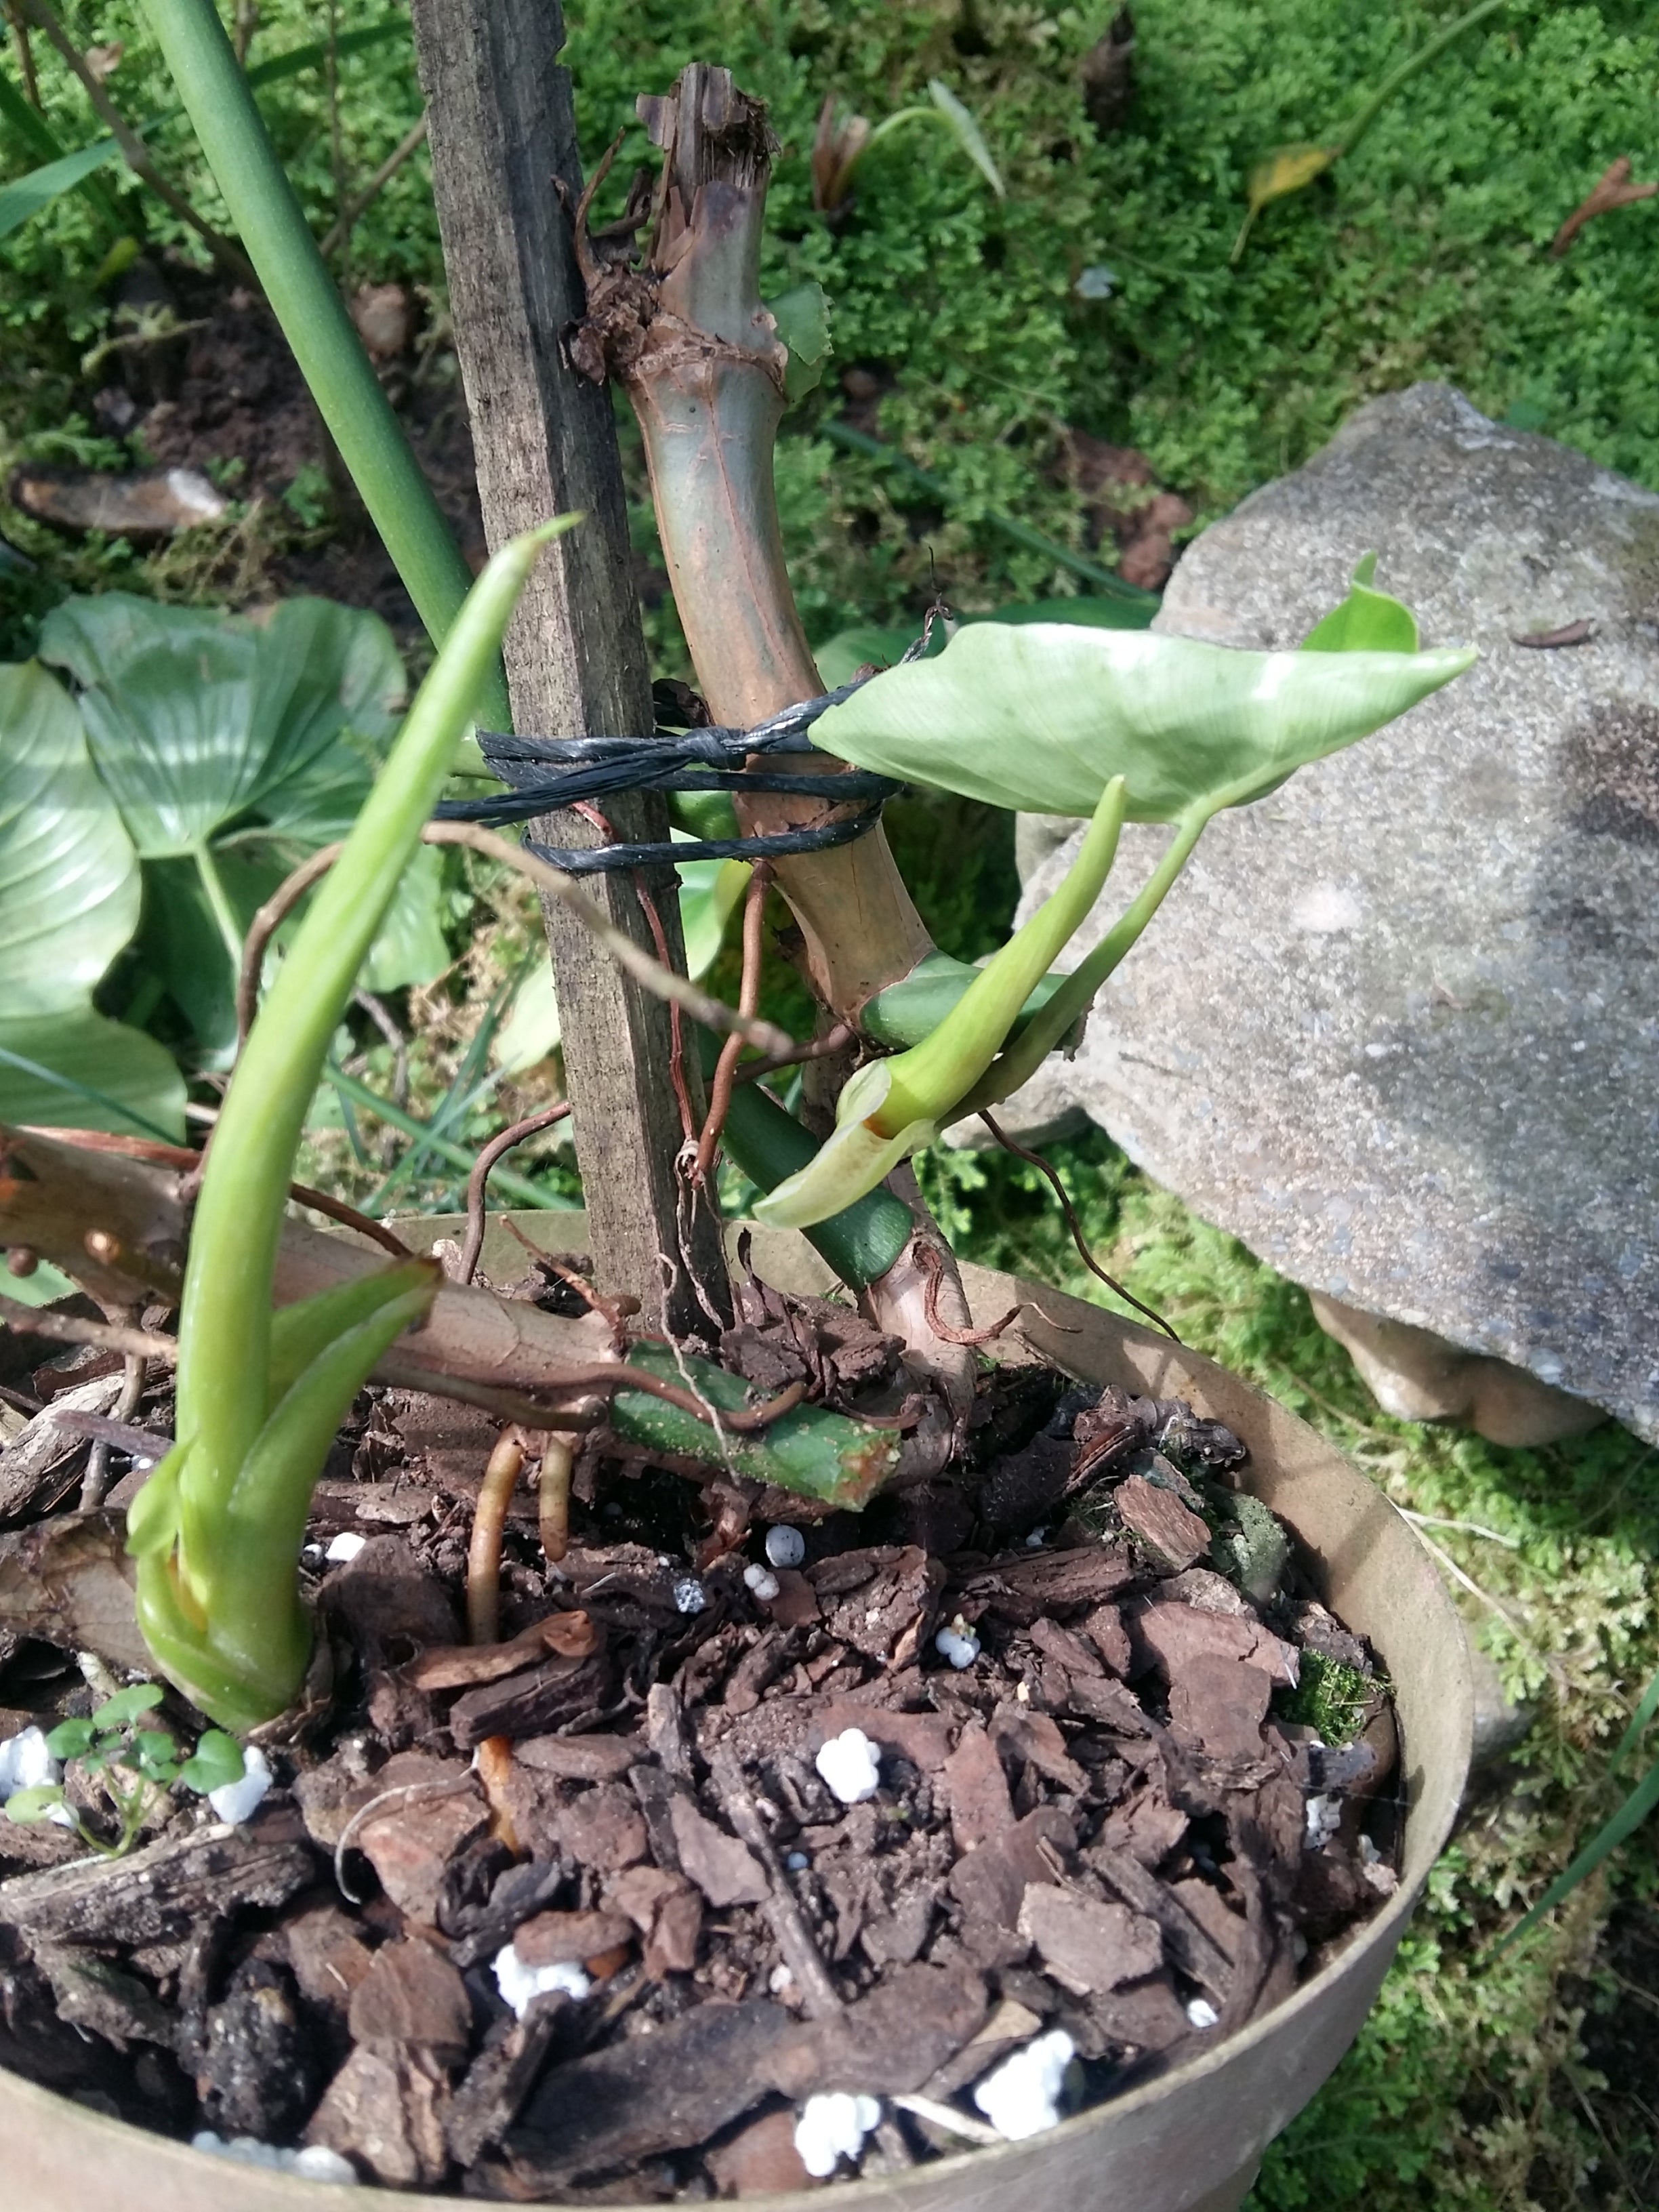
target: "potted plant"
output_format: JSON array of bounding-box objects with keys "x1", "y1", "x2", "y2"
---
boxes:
[{"x1": 0, "y1": 9, "x2": 1475, "y2": 2207}]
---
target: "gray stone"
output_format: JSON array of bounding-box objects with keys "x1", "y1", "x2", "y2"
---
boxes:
[{"x1": 989, "y1": 384, "x2": 1659, "y2": 1444}]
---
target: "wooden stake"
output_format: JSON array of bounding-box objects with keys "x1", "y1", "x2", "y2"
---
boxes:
[{"x1": 409, "y1": 0, "x2": 725, "y2": 1332}]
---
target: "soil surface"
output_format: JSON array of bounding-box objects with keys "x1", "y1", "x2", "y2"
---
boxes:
[{"x1": 0, "y1": 1257, "x2": 1401, "y2": 2197}]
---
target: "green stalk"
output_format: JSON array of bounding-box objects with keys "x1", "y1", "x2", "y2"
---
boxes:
[
  {"x1": 191, "y1": 840, "x2": 243, "y2": 975},
  {"x1": 170, "y1": 523, "x2": 570, "y2": 1595},
  {"x1": 878, "y1": 778, "x2": 1125, "y2": 1132},
  {"x1": 134, "y1": 0, "x2": 509, "y2": 729},
  {"x1": 964, "y1": 796, "x2": 1214, "y2": 1113},
  {"x1": 1332, "y1": 0, "x2": 1509, "y2": 160}
]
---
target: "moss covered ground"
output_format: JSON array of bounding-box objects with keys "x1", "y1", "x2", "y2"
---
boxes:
[{"x1": 3, "y1": 2, "x2": 1658, "y2": 2202}]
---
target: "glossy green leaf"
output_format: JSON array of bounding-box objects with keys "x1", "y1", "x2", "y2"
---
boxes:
[
  {"x1": 178, "y1": 1728, "x2": 244, "y2": 1793},
  {"x1": 361, "y1": 842, "x2": 449, "y2": 993},
  {"x1": 39, "y1": 594, "x2": 405, "y2": 858},
  {"x1": 1300, "y1": 554, "x2": 1419, "y2": 653},
  {"x1": 812, "y1": 619, "x2": 1475, "y2": 819},
  {"x1": 0, "y1": 136, "x2": 121, "y2": 242},
  {"x1": 0, "y1": 1008, "x2": 187, "y2": 1139},
  {"x1": 90, "y1": 1683, "x2": 166, "y2": 1728},
  {"x1": 43, "y1": 1718, "x2": 96, "y2": 1759},
  {"x1": 0, "y1": 661, "x2": 140, "y2": 1019}
]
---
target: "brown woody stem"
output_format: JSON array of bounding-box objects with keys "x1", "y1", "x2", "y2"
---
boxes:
[{"x1": 578, "y1": 66, "x2": 932, "y2": 1026}]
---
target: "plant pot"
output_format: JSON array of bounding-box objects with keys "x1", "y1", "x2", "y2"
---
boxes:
[{"x1": 0, "y1": 1221, "x2": 1473, "y2": 2211}]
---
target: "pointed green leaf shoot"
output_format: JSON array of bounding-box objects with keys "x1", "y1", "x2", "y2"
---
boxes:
[
  {"x1": 755, "y1": 780, "x2": 1128, "y2": 1228},
  {"x1": 926, "y1": 81, "x2": 1006, "y2": 199},
  {"x1": 1299, "y1": 554, "x2": 1419, "y2": 653},
  {"x1": 811, "y1": 620, "x2": 1475, "y2": 821},
  {"x1": 129, "y1": 520, "x2": 575, "y2": 1729}
]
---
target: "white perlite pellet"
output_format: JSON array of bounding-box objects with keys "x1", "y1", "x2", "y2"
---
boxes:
[
  {"x1": 494, "y1": 1942, "x2": 591, "y2": 2018},
  {"x1": 935, "y1": 1614, "x2": 980, "y2": 1669},
  {"x1": 972, "y1": 2029, "x2": 1076, "y2": 2140},
  {"x1": 815, "y1": 1727, "x2": 882, "y2": 1805},
  {"x1": 794, "y1": 2092, "x2": 882, "y2": 2177},
  {"x1": 208, "y1": 1744, "x2": 271, "y2": 1827},
  {"x1": 191, "y1": 2132, "x2": 358, "y2": 2184},
  {"x1": 0, "y1": 1725, "x2": 60, "y2": 1796},
  {"x1": 1185, "y1": 1997, "x2": 1220, "y2": 2030},
  {"x1": 325, "y1": 1531, "x2": 366, "y2": 1563},
  {"x1": 764, "y1": 1524, "x2": 806, "y2": 1568},
  {"x1": 1305, "y1": 1793, "x2": 1343, "y2": 1849},
  {"x1": 673, "y1": 1576, "x2": 708, "y2": 1614},
  {"x1": 743, "y1": 1563, "x2": 781, "y2": 1603}
]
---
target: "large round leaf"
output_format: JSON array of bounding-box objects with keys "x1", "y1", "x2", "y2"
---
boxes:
[
  {"x1": 0, "y1": 1008, "x2": 186, "y2": 1139},
  {"x1": 811, "y1": 621, "x2": 1475, "y2": 819},
  {"x1": 39, "y1": 593, "x2": 406, "y2": 857},
  {"x1": 0, "y1": 661, "x2": 140, "y2": 1019}
]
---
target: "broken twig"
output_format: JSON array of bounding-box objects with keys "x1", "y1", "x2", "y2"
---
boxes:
[{"x1": 1549, "y1": 157, "x2": 1657, "y2": 258}]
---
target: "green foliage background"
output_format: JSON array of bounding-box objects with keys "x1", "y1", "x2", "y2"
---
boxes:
[{"x1": 3, "y1": 0, "x2": 1658, "y2": 2203}]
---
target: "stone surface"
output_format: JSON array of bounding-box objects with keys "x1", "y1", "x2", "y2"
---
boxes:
[{"x1": 997, "y1": 384, "x2": 1659, "y2": 1443}]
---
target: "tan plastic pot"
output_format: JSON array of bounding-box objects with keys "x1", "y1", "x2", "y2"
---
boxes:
[{"x1": 1, "y1": 1220, "x2": 1473, "y2": 2211}]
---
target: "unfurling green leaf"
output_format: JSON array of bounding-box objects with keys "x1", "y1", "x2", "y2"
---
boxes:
[
  {"x1": 1300, "y1": 554, "x2": 1419, "y2": 653},
  {"x1": 130, "y1": 523, "x2": 573, "y2": 1731},
  {"x1": 812, "y1": 618, "x2": 1475, "y2": 819}
]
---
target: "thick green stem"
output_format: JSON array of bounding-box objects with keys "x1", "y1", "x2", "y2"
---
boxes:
[
  {"x1": 965, "y1": 798, "x2": 1213, "y2": 1112},
  {"x1": 134, "y1": 0, "x2": 508, "y2": 728},
  {"x1": 171, "y1": 527, "x2": 566, "y2": 1584},
  {"x1": 613, "y1": 1342, "x2": 901, "y2": 1506}
]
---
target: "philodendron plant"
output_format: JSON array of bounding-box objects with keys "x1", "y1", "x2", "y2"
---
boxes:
[{"x1": 3, "y1": 27, "x2": 1477, "y2": 1737}]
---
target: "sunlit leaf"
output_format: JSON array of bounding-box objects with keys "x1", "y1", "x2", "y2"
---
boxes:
[
  {"x1": 3, "y1": 1784, "x2": 66, "y2": 1824},
  {"x1": 813, "y1": 620, "x2": 1474, "y2": 819},
  {"x1": 0, "y1": 660, "x2": 140, "y2": 1019}
]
